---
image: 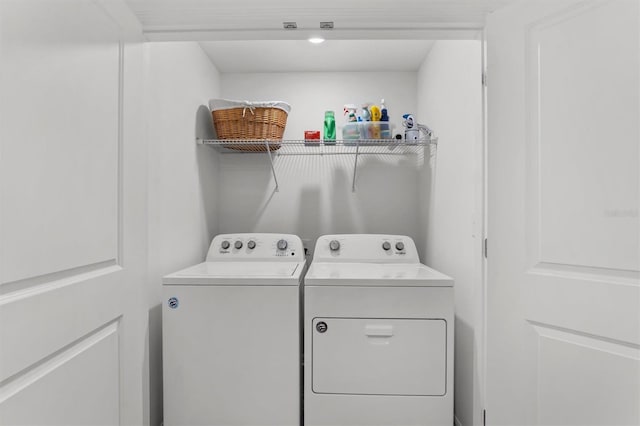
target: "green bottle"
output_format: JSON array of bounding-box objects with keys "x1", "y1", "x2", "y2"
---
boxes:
[{"x1": 323, "y1": 110, "x2": 336, "y2": 144}]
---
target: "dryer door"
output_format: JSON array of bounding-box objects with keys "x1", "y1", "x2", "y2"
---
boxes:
[{"x1": 311, "y1": 317, "x2": 447, "y2": 396}]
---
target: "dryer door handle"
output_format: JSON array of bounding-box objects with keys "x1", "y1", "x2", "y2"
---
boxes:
[{"x1": 364, "y1": 325, "x2": 394, "y2": 337}]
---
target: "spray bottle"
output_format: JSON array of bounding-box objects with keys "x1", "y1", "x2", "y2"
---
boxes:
[
  {"x1": 342, "y1": 104, "x2": 359, "y2": 140},
  {"x1": 380, "y1": 99, "x2": 391, "y2": 139},
  {"x1": 343, "y1": 104, "x2": 357, "y2": 122}
]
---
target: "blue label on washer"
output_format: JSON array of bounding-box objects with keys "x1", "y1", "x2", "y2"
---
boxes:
[{"x1": 168, "y1": 297, "x2": 179, "y2": 309}]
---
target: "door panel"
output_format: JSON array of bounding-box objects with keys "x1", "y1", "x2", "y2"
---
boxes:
[
  {"x1": 0, "y1": 0, "x2": 120, "y2": 285},
  {"x1": 536, "y1": 327, "x2": 640, "y2": 425},
  {"x1": 0, "y1": 1, "x2": 146, "y2": 424},
  {"x1": 487, "y1": 0, "x2": 639, "y2": 424},
  {"x1": 0, "y1": 322, "x2": 120, "y2": 426},
  {"x1": 0, "y1": 268, "x2": 122, "y2": 382},
  {"x1": 531, "y1": 2, "x2": 639, "y2": 272}
]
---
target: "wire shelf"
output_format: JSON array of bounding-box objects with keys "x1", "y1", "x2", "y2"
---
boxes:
[
  {"x1": 196, "y1": 138, "x2": 437, "y2": 155},
  {"x1": 195, "y1": 137, "x2": 438, "y2": 192}
]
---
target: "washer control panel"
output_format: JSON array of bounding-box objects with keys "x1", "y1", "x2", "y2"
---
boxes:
[
  {"x1": 206, "y1": 233, "x2": 304, "y2": 261},
  {"x1": 314, "y1": 234, "x2": 420, "y2": 263}
]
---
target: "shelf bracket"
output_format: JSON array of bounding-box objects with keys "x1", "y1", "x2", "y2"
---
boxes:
[
  {"x1": 352, "y1": 142, "x2": 360, "y2": 192},
  {"x1": 264, "y1": 141, "x2": 280, "y2": 192}
]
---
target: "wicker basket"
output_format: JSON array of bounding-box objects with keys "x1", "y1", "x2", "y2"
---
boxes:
[{"x1": 209, "y1": 99, "x2": 290, "y2": 152}]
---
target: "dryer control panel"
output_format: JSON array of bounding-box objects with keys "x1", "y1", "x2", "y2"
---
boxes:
[
  {"x1": 206, "y1": 233, "x2": 305, "y2": 262},
  {"x1": 313, "y1": 234, "x2": 420, "y2": 263}
]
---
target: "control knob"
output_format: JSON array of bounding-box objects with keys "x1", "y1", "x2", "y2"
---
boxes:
[
  {"x1": 395, "y1": 242, "x2": 405, "y2": 251},
  {"x1": 221, "y1": 240, "x2": 230, "y2": 250},
  {"x1": 247, "y1": 240, "x2": 256, "y2": 249},
  {"x1": 234, "y1": 240, "x2": 243, "y2": 249},
  {"x1": 382, "y1": 241, "x2": 391, "y2": 251},
  {"x1": 329, "y1": 240, "x2": 340, "y2": 251},
  {"x1": 277, "y1": 239, "x2": 288, "y2": 250}
]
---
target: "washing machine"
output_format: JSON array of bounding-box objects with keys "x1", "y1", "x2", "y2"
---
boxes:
[
  {"x1": 304, "y1": 234, "x2": 454, "y2": 426},
  {"x1": 162, "y1": 233, "x2": 306, "y2": 426}
]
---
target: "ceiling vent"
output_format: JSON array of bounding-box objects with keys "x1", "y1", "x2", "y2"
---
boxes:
[
  {"x1": 320, "y1": 21, "x2": 334, "y2": 29},
  {"x1": 283, "y1": 22, "x2": 297, "y2": 29}
]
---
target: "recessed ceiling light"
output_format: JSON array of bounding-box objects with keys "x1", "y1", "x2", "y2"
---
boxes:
[{"x1": 308, "y1": 37, "x2": 325, "y2": 44}]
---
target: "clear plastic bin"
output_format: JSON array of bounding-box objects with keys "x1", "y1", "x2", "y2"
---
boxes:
[
  {"x1": 342, "y1": 122, "x2": 361, "y2": 141},
  {"x1": 342, "y1": 122, "x2": 393, "y2": 143}
]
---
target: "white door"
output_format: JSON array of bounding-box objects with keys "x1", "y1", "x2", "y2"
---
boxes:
[
  {"x1": 486, "y1": 0, "x2": 639, "y2": 424},
  {"x1": 0, "y1": 1, "x2": 146, "y2": 425}
]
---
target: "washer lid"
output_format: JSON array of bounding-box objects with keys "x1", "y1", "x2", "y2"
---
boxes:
[
  {"x1": 304, "y1": 262, "x2": 453, "y2": 287},
  {"x1": 163, "y1": 261, "x2": 304, "y2": 286}
]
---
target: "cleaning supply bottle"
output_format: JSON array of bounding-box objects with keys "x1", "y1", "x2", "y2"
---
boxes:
[
  {"x1": 403, "y1": 113, "x2": 419, "y2": 142},
  {"x1": 342, "y1": 104, "x2": 359, "y2": 140},
  {"x1": 323, "y1": 110, "x2": 336, "y2": 144},
  {"x1": 380, "y1": 99, "x2": 391, "y2": 139},
  {"x1": 358, "y1": 105, "x2": 371, "y2": 138},
  {"x1": 360, "y1": 104, "x2": 371, "y2": 122},
  {"x1": 343, "y1": 104, "x2": 357, "y2": 122},
  {"x1": 369, "y1": 105, "x2": 381, "y2": 139}
]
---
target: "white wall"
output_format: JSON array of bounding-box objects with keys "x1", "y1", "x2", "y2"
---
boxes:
[
  {"x1": 218, "y1": 72, "x2": 420, "y2": 253},
  {"x1": 145, "y1": 42, "x2": 221, "y2": 426},
  {"x1": 416, "y1": 41, "x2": 483, "y2": 426},
  {"x1": 145, "y1": 45, "x2": 481, "y2": 426}
]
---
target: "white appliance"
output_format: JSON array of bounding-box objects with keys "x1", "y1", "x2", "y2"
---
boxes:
[
  {"x1": 162, "y1": 233, "x2": 306, "y2": 426},
  {"x1": 304, "y1": 234, "x2": 454, "y2": 426}
]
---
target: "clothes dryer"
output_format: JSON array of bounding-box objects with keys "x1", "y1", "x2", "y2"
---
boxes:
[
  {"x1": 304, "y1": 234, "x2": 453, "y2": 426},
  {"x1": 163, "y1": 233, "x2": 305, "y2": 426}
]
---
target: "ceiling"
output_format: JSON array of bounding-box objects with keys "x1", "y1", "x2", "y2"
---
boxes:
[
  {"x1": 199, "y1": 40, "x2": 435, "y2": 73},
  {"x1": 125, "y1": 0, "x2": 514, "y2": 72}
]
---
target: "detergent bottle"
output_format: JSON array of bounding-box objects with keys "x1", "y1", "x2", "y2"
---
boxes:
[
  {"x1": 403, "y1": 114, "x2": 419, "y2": 142},
  {"x1": 323, "y1": 110, "x2": 336, "y2": 144},
  {"x1": 369, "y1": 105, "x2": 381, "y2": 139},
  {"x1": 360, "y1": 104, "x2": 371, "y2": 122}
]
